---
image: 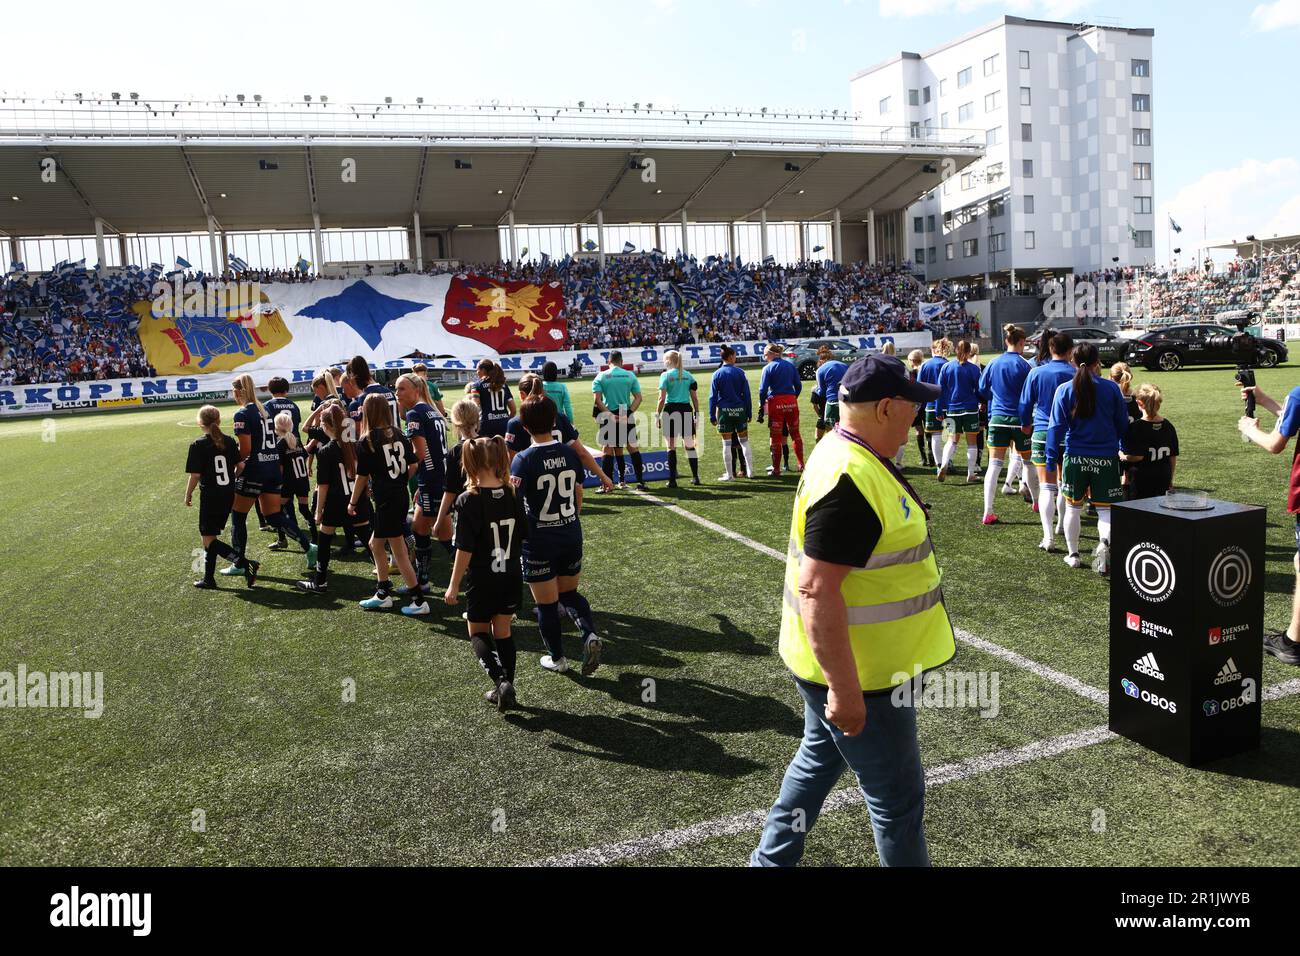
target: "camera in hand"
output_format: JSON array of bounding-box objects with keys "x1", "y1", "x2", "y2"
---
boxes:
[{"x1": 1236, "y1": 367, "x2": 1257, "y2": 418}]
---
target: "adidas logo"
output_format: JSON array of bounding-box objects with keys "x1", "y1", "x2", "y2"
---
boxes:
[
  {"x1": 1214, "y1": 658, "x2": 1242, "y2": 686},
  {"x1": 1132, "y1": 652, "x2": 1164, "y2": 681}
]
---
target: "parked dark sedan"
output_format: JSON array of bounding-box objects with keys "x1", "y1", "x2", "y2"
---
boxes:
[
  {"x1": 1026, "y1": 326, "x2": 1133, "y2": 366},
  {"x1": 1126, "y1": 324, "x2": 1287, "y2": 372}
]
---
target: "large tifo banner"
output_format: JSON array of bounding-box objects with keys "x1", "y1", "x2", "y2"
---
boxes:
[
  {"x1": 134, "y1": 274, "x2": 567, "y2": 376},
  {"x1": 0, "y1": 331, "x2": 933, "y2": 416}
]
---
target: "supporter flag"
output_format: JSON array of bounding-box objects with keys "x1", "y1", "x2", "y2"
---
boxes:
[
  {"x1": 1169, "y1": 216, "x2": 1183, "y2": 234},
  {"x1": 650, "y1": 247, "x2": 664, "y2": 259},
  {"x1": 296, "y1": 256, "x2": 311, "y2": 274},
  {"x1": 228, "y1": 253, "x2": 250, "y2": 272},
  {"x1": 812, "y1": 245, "x2": 824, "y2": 253},
  {"x1": 7, "y1": 261, "x2": 23, "y2": 273},
  {"x1": 918, "y1": 301, "x2": 945, "y2": 324},
  {"x1": 622, "y1": 241, "x2": 636, "y2": 254},
  {"x1": 175, "y1": 256, "x2": 192, "y2": 269},
  {"x1": 584, "y1": 239, "x2": 598, "y2": 252},
  {"x1": 763, "y1": 254, "x2": 776, "y2": 266},
  {"x1": 1127, "y1": 225, "x2": 1139, "y2": 242}
]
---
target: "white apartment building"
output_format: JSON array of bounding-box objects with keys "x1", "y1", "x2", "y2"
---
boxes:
[{"x1": 851, "y1": 16, "x2": 1155, "y2": 286}]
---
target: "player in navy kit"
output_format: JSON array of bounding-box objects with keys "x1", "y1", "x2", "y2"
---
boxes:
[
  {"x1": 269, "y1": 411, "x2": 317, "y2": 567},
  {"x1": 345, "y1": 356, "x2": 400, "y2": 429},
  {"x1": 184, "y1": 405, "x2": 247, "y2": 589},
  {"x1": 351, "y1": 394, "x2": 429, "y2": 615},
  {"x1": 510, "y1": 395, "x2": 604, "y2": 676},
  {"x1": 505, "y1": 374, "x2": 612, "y2": 487},
  {"x1": 445, "y1": 436, "x2": 529, "y2": 712},
  {"x1": 471, "y1": 360, "x2": 516, "y2": 438},
  {"x1": 396, "y1": 372, "x2": 449, "y2": 591},
  {"x1": 297, "y1": 403, "x2": 369, "y2": 594},
  {"x1": 433, "y1": 399, "x2": 481, "y2": 565}
]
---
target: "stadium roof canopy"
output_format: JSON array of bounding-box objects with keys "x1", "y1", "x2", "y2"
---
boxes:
[{"x1": 0, "y1": 99, "x2": 984, "y2": 237}]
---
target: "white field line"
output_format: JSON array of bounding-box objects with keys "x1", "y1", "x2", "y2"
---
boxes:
[
  {"x1": 631, "y1": 488, "x2": 1108, "y2": 705},
  {"x1": 538, "y1": 680, "x2": 1300, "y2": 867}
]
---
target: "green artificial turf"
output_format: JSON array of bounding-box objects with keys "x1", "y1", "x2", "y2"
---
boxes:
[{"x1": 0, "y1": 361, "x2": 1297, "y2": 866}]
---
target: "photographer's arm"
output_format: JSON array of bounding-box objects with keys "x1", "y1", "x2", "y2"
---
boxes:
[{"x1": 1239, "y1": 416, "x2": 1290, "y2": 454}]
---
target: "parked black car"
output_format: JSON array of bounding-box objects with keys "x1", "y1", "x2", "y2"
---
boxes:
[
  {"x1": 1027, "y1": 326, "x2": 1134, "y2": 366},
  {"x1": 1127, "y1": 324, "x2": 1287, "y2": 372}
]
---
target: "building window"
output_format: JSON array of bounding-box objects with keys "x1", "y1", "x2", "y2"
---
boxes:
[
  {"x1": 928, "y1": 246, "x2": 937, "y2": 264},
  {"x1": 963, "y1": 238, "x2": 979, "y2": 257},
  {"x1": 926, "y1": 215, "x2": 936, "y2": 233},
  {"x1": 984, "y1": 54, "x2": 1000, "y2": 76},
  {"x1": 1133, "y1": 94, "x2": 1150, "y2": 112},
  {"x1": 946, "y1": 243, "x2": 955, "y2": 260},
  {"x1": 1024, "y1": 195, "x2": 1035, "y2": 214},
  {"x1": 1133, "y1": 128, "x2": 1151, "y2": 146},
  {"x1": 986, "y1": 126, "x2": 1001, "y2": 146},
  {"x1": 879, "y1": 96, "x2": 891, "y2": 115},
  {"x1": 990, "y1": 197, "x2": 1006, "y2": 218},
  {"x1": 986, "y1": 162, "x2": 1003, "y2": 181},
  {"x1": 1021, "y1": 123, "x2": 1032, "y2": 142},
  {"x1": 943, "y1": 211, "x2": 954, "y2": 230},
  {"x1": 940, "y1": 112, "x2": 950, "y2": 128},
  {"x1": 1134, "y1": 230, "x2": 1153, "y2": 248},
  {"x1": 1134, "y1": 162, "x2": 1152, "y2": 180},
  {"x1": 915, "y1": 248, "x2": 926, "y2": 264},
  {"x1": 1020, "y1": 87, "x2": 1032, "y2": 107},
  {"x1": 1135, "y1": 196, "x2": 1153, "y2": 214},
  {"x1": 923, "y1": 86, "x2": 932, "y2": 104},
  {"x1": 940, "y1": 78, "x2": 949, "y2": 97},
  {"x1": 958, "y1": 67, "x2": 972, "y2": 88},
  {"x1": 958, "y1": 102, "x2": 974, "y2": 123},
  {"x1": 910, "y1": 121, "x2": 922, "y2": 138},
  {"x1": 1023, "y1": 159, "x2": 1034, "y2": 178},
  {"x1": 1132, "y1": 59, "x2": 1150, "y2": 77},
  {"x1": 1019, "y1": 50, "x2": 1030, "y2": 69},
  {"x1": 985, "y1": 91, "x2": 1000, "y2": 112},
  {"x1": 914, "y1": 216, "x2": 925, "y2": 233},
  {"x1": 991, "y1": 233, "x2": 1006, "y2": 253},
  {"x1": 909, "y1": 88, "x2": 920, "y2": 106},
  {"x1": 961, "y1": 172, "x2": 973, "y2": 190},
  {"x1": 1025, "y1": 231, "x2": 1036, "y2": 250}
]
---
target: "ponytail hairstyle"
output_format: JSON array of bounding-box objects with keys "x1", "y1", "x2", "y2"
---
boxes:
[
  {"x1": 475, "y1": 358, "x2": 494, "y2": 380},
  {"x1": 397, "y1": 371, "x2": 433, "y2": 407},
  {"x1": 1004, "y1": 323, "x2": 1026, "y2": 346},
  {"x1": 1136, "y1": 381, "x2": 1163, "y2": 415},
  {"x1": 361, "y1": 392, "x2": 395, "y2": 451},
  {"x1": 517, "y1": 372, "x2": 544, "y2": 400},
  {"x1": 460, "y1": 435, "x2": 511, "y2": 493},
  {"x1": 197, "y1": 404, "x2": 227, "y2": 452},
  {"x1": 320, "y1": 403, "x2": 357, "y2": 478},
  {"x1": 232, "y1": 373, "x2": 265, "y2": 419},
  {"x1": 1109, "y1": 362, "x2": 1133, "y2": 395},
  {"x1": 881, "y1": 341, "x2": 897, "y2": 357},
  {"x1": 347, "y1": 355, "x2": 373, "y2": 389},
  {"x1": 450, "y1": 398, "x2": 481, "y2": 441},
  {"x1": 664, "y1": 349, "x2": 685, "y2": 384},
  {"x1": 314, "y1": 366, "x2": 341, "y2": 401},
  {"x1": 487, "y1": 361, "x2": 507, "y2": 391},
  {"x1": 907, "y1": 348, "x2": 925, "y2": 370},
  {"x1": 1070, "y1": 341, "x2": 1101, "y2": 420},
  {"x1": 932, "y1": 337, "x2": 953, "y2": 359},
  {"x1": 955, "y1": 339, "x2": 973, "y2": 362},
  {"x1": 274, "y1": 411, "x2": 298, "y2": 450}
]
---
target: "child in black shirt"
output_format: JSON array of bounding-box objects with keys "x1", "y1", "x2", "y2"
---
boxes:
[{"x1": 1121, "y1": 383, "x2": 1179, "y2": 500}]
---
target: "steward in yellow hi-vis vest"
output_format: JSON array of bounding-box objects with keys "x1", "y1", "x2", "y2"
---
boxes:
[{"x1": 779, "y1": 381, "x2": 956, "y2": 694}]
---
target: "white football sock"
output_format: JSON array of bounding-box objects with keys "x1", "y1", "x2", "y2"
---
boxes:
[
  {"x1": 721, "y1": 439, "x2": 734, "y2": 478},
  {"x1": 966, "y1": 445, "x2": 979, "y2": 479},
  {"x1": 1023, "y1": 460, "x2": 1041, "y2": 500},
  {"x1": 1097, "y1": 507, "x2": 1112, "y2": 546},
  {"x1": 930, "y1": 433, "x2": 944, "y2": 467},
  {"x1": 940, "y1": 439, "x2": 956, "y2": 471},
  {"x1": 740, "y1": 438, "x2": 755, "y2": 475},
  {"x1": 1055, "y1": 487, "x2": 1066, "y2": 533},
  {"x1": 1003, "y1": 453, "x2": 1022, "y2": 490},
  {"x1": 983, "y1": 458, "x2": 1004, "y2": 518},
  {"x1": 1064, "y1": 502, "x2": 1083, "y2": 557},
  {"x1": 1039, "y1": 483, "x2": 1058, "y2": 544},
  {"x1": 894, "y1": 444, "x2": 906, "y2": 467}
]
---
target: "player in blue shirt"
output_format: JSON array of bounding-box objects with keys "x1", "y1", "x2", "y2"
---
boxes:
[
  {"x1": 1018, "y1": 330, "x2": 1076, "y2": 552},
  {"x1": 343, "y1": 356, "x2": 400, "y2": 429},
  {"x1": 510, "y1": 394, "x2": 604, "y2": 677},
  {"x1": 917, "y1": 338, "x2": 952, "y2": 470},
  {"x1": 977, "y1": 324, "x2": 1039, "y2": 525},
  {"x1": 708, "y1": 346, "x2": 755, "y2": 481},
  {"x1": 811, "y1": 346, "x2": 847, "y2": 443},
  {"x1": 935, "y1": 340, "x2": 984, "y2": 483},
  {"x1": 472, "y1": 359, "x2": 516, "y2": 438},
  {"x1": 397, "y1": 372, "x2": 450, "y2": 591},
  {"x1": 1045, "y1": 342, "x2": 1130, "y2": 573},
  {"x1": 757, "y1": 343, "x2": 804, "y2": 476}
]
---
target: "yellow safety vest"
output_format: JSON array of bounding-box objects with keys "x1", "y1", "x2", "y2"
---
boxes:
[{"x1": 780, "y1": 431, "x2": 956, "y2": 693}]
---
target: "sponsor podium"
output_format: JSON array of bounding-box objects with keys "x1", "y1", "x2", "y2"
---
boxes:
[{"x1": 1109, "y1": 497, "x2": 1264, "y2": 766}]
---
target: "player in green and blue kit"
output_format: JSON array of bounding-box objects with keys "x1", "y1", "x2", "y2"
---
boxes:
[
  {"x1": 917, "y1": 338, "x2": 952, "y2": 470},
  {"x1": 1018, "y1": 330, "x2": 1075, "y2": 552},
  {"x1": 935, "y1": 340, "x2": 984, "y2": 483},
  {"x1": 977, "y1": 324, "x2": 1039, "y2": 525}
]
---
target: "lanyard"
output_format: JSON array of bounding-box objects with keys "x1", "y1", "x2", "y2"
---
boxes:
[{"x1": 833, "y1": 424, "x2": 930, "y2": 515}]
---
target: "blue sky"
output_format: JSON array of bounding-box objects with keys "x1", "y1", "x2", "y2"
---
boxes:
[{"x1": 6, "y1": 0, "x2": 1300, "y2": 262}]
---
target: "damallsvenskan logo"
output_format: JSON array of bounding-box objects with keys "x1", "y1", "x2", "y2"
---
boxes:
[
  {"x1": 1208, "y1": 546, "x2": 1251, "y2": 608},
  {"x1": 1125, "y1": 542, "x2": 1176, "y2": 602}
]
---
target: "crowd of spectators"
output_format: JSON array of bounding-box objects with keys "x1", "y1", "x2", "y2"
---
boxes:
[{"x1": 2, "y1": 252, "x2": 964, "y2": 385}]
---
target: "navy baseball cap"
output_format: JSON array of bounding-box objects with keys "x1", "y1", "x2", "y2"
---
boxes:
[{"x1": 839, "y1": 354, "x2": 940, "y2": 404}]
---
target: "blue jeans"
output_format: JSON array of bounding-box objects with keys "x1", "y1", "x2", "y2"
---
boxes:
[{"x1": 751, "y1": 679, "x2": 930, "y2": 867}]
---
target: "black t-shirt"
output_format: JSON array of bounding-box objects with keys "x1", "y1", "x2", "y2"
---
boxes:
[
  {"x1": 1124, "y1": 395, "x2": 1141, "y2": 426},
  {"x1": 356, "y1": 429, "x2": 414, "y2": 503},
  {"x1": 445, "y1": 441, "x2": 468, "y2": 499},
  {"x1": 802, "y1": 473, "x2": 883, "y2": 567},
  {"x1": 185, "y1": 434, "x2": 242, "y2": 496},
  {"x1": 277, "y1": 438, "x2": 310, "y2": 486},
  {"x1": 453, "y1": 485, "x2": 529, "y2": 571},
  {"x1": 1123, "y1": 418, "x2": 1179, "y2": 497},
  {"x1": 315, "y1": 440, "x2": 353, "y2": 502}
]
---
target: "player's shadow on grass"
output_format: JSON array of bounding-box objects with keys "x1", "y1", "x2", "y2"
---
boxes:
[
  {"x1": 580, "y1": 671, "x2": 800, "y2": 738},
  {"x1": 1198, "y1": 724, "x2": 1300, "y2": 789},
  {"x1": 504, "y1": 706, "x2": 765, "y2": 777}
]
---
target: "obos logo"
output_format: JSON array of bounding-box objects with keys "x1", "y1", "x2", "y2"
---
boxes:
[
  {"x1": 1208, "y1": 546, "x2": 1251, "y2": 608},
  {"x1": 1124, "y1": 542, "x2": 1176, "y2": 602},
  {"x1": 1121, "y1": 678, "x2": 1177, "y2": 714},
  {"x1": 1203, "y1": 678, "x2": 1257, "y2": 716}
]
